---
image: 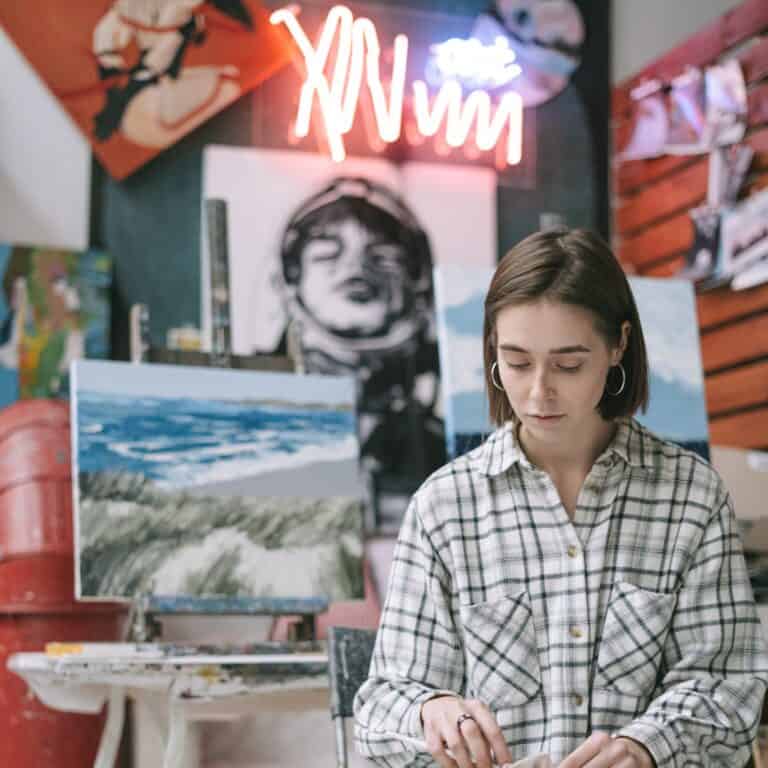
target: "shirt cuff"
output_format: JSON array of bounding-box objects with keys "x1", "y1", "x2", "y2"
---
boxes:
[
  {"x1": 406, "y1": 688, "x2": 461, "y2": 738},
  {"x1": 615, "y1": 719, "x2": 676, "y2": 767}
]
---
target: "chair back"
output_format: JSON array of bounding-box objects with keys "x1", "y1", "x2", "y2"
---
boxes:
[{"x1": 328, "y1": 626, "x2": 377, "y2": 719}]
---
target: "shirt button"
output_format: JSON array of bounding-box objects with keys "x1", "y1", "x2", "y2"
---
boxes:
[
  {"x1": 573, "y1": 693, "x2": 584, "y2": 707},
  {"x1": 567, "y1": 545, "x2": 579, "y2": 558},
  {"x1": 569, "y1": 626, "x2": 584, "y2": 639}
]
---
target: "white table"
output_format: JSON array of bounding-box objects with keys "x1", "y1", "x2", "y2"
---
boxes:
[{"x1": 8, "y1": 643, "x2": 329, "y2": 768}]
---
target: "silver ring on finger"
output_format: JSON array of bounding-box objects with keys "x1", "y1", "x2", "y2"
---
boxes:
[{"x1": 456, "y1": 713, "x2": 476, "y2": 731}]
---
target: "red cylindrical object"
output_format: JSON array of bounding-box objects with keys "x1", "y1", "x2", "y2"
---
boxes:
[
  {"x1": 0, "y1": 400, "x2": 128, "y2": 766},
  {"x1": 0, "y1": 399, "x2": 73, "y2": 567},
  {"x1": 0, "y1": 606, "x2": 127, "y2": 767}
]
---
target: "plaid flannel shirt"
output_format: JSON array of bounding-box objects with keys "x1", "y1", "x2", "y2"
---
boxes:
[{"x1": 354, "y1": 418, "x2": 768, "y2": 767}]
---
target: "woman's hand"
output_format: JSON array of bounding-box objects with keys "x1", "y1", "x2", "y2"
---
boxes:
[
  {"x1": 559, "y1": 732, "x2": 655, "y2": 768},
  {"x1": 420, "y1": 695, "x2": 514, "y2": 768}
]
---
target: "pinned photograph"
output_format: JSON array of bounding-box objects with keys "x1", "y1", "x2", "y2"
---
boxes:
[
  {"x1": 619, "y1": 92, "x2": 668, "y2": 162},
  {"x1": 676, "y1": 205, "x2": 720, "y2": 284},
  {"x1": 664, "y1": 68, "x2": 708, "y2": 155},
  {"x1": 705, "y1": 59, "x2": 747, "y2": 148},
  {"x1": 720, "y1": 186, "x2": 768, "y2": 284}
]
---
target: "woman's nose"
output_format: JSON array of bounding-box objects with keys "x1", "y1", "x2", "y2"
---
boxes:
[{"x1": 530, "y1": 369, "x2": 555, "y2": 399}]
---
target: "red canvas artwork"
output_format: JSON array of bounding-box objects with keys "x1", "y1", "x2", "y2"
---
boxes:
[{"x1": 0, "y1": 1, "x2": 293, "y2": 179}]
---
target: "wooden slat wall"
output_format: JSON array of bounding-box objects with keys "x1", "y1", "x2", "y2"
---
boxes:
[{"x1": 611, "y1": 0, "x2": 768, "y2": 450}]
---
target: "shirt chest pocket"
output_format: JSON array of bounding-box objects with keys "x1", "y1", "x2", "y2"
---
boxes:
[
  {"x1": 593, "y1": 581, "x2": 677, "y2": 698},
  {"x1": 460, "y1": 589, "x2": 542, "y2": 709}
]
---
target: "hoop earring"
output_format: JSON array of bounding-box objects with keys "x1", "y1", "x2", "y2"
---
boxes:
[
  {"x1": 606, "y1": 363, "x2": 626, "y2": 396},
  {"x1": 490, "y1": 361, "x2": 504, "y2": 391}
]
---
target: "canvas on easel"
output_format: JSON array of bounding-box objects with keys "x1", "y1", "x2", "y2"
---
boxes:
[
  {"x1": 434, "y1": 265, "x2": 710, "y2": 459},
  {"x1": 71, "y1": 359, "x2": 364, "y2": 603}
]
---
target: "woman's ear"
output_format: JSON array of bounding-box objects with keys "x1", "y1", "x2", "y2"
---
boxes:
[{"x1": 614, "y1": 321, "x2": 631, "y2": 364}]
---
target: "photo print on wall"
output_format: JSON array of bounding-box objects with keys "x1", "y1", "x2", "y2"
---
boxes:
[
  {"x1": 0, "y1": 245, "x2": 111, "y2": 408},
  {"x1": 202, "y1": 146, "x2": 497, "y2": 531},
  {"x1": 434, "y1": 265, "x2": 710, "y2": 460},
  {"x1": 71, "y1": 360, "x2": 365, "y2": 602},
  {"x1": 0, "y1": 1, "x2": 292, "y2": 179}
]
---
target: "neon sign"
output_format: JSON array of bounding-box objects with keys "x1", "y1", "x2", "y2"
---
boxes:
[
  {"x1": 425, "y1": 36, "x2": 522, "y2": 90},
  {"x1": 269, "y1": 5, "x2": 523, "y2": 166}
]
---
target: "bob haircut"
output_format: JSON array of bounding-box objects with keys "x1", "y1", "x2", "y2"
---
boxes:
[{"x1": 483, "y1": 228, "x2": 649, "y2": 426}]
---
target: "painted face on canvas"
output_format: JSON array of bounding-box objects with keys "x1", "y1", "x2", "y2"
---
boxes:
[
  {"x1": 33, "y1": 255, "x2": 81, "y2": 327},
  {"x1": 297, "y1": 217, "x2": 412, "y2": 338},
  {"x1": 495, "y1": 300, "x2": 626, "y2": 445}
]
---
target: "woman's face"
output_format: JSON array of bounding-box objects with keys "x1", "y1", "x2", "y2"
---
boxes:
[
  {"x1": 494, "y1": 299, "x2": 628, "y2": 447},
  {"x1": 297, "y1": 217, "x2": 412, "y2": 337}
]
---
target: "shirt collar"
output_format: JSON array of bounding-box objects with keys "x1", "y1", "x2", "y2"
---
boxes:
[
  {"x1": 476, "y1": 417, "x2": 652, "y2": 478},
  {"x1": 475, "y1": 421, "x2": 530, "y2": 477}
]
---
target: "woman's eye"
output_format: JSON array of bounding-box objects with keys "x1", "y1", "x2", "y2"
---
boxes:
[
  {"x1": 504, "y1": 361, "x2": 530, "y2": 370},
  {"x1": 557, "y1": 363, "x2": 583, "y2": 372}
]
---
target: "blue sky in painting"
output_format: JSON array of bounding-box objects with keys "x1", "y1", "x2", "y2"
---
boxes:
[
  {"x1": 433, "y1": 265, "x2": 492, "y2": 442},
  {"x1": 629, "y1": 277, "x2": 709, "y2": 442},
  {"x1": 72, "y1": 360, "x2": 356, "y2": 408}
]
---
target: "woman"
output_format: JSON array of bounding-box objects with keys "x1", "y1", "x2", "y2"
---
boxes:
[{"x1": 353, "y1": 228, "x2": 768, "y2": 767}]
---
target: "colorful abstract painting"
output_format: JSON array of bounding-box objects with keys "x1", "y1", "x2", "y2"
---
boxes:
[
  {"x1": 0, "y1": 245, "x2": 111, "y2": 408},
  {"x1": 0, "y1": 2, "x2": 292, "y2": 179},
  {"x1": 434, "y1": 266, "x2": 710, "y2": 460},
  {"x1": 71, "y1": 360, "x2": 364, "y2": 602}
]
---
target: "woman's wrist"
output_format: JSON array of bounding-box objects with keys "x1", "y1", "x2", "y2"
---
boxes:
[
  {"x1": 615, "y1": 736, "x2": 655, "y2": 767},
  {"x1": 419, "y1": 693, "x2": 458, "y2": 728}
]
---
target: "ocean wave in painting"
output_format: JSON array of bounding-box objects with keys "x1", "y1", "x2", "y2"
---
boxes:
[{"x1": 77, "y1": 391, "x2": 357, "y2": 488}]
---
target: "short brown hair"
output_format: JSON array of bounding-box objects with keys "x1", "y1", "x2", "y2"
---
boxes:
[{"x1": 483, "y1": 228, "x2": 649, "y2": 426}]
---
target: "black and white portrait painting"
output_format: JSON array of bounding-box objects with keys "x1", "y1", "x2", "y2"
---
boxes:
[{"x1": 202, "y1": 147, "x2": 496, "y2": 530}]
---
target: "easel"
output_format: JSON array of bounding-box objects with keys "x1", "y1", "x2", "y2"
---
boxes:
[
  {"x1": 7, "y1": 205, "x2": 344, "y2": 768},
  {"x1": 124, "y1": 197, "x2": 324, "y2": 643}
]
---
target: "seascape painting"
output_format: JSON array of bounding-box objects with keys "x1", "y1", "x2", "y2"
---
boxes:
[
  {"x1": 433, "y1": 264, "x2": 493, "y2": 458},
  {"x1": 71, "y1": 360, "x2": 364, "y2": 602},
  {"x1": 434, "y1": 267, "x2": 709, "y2": 459}
]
